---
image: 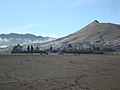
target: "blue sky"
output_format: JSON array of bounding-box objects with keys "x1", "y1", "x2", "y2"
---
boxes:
[{"x1": 0, "y1": 0, "x2": 120, "y2": 38}]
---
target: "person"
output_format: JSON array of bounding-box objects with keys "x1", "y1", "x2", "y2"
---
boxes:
[{"x1": 31, "y1": 45, "x2": 34, "y2": 55}]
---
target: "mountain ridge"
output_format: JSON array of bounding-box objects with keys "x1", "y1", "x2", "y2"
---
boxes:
[{"x1": 0, "y1": 33, "x2": 55, "y2": 47}]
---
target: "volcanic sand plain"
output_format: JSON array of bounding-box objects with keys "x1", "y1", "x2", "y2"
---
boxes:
[{"x1": 0, "y1": 54, "x2": 120, "y2": 90}]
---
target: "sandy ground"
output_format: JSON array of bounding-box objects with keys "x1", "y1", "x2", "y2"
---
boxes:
[{"x1": 0, "y1": 54, "x2": 120, "y2": 90}]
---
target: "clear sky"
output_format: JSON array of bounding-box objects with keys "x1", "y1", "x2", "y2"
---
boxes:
[{"x1": 0, "y1": 0, "x2": 120, "y2": 38}]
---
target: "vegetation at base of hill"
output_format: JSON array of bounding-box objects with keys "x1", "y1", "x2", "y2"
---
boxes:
[{"x1": 11, "y1": 44, "x2": 105, "y2": 54}]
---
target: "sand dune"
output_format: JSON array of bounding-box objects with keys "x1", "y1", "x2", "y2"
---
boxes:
[{"x1": 0, "y1": 54, "x2": 120, "y2": 90}]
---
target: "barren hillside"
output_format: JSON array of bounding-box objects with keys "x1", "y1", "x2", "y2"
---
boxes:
[{"x1": 38, "y1": 20, "x2": 120, "y2": 51}]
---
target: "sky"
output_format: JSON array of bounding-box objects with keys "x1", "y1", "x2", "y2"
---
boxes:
[{"x1": 0, "y1": 0, "x2": 120, "y2": 38}]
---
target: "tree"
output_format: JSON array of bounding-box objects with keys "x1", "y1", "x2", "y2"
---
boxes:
[
  {"x1": 91, "y1": 45, "x2": 102, "y2": 53},
  {"x1": 92, "y1": 45, "x2": 96, "y2": 51},
  {"x1": 31, "y1": 45, "x2": 34, "y2": 55},
  {"x1": 27, "y1": 45, "x2": 30, "y2": 52},
  {"x1": 95, "y1": 46, "x2": 100, "y2": 51},
  {"x1": 50, "y1": 45, "x2": 53, "y2": 51},
  {"x1": 68, "y1": 44, "x2": 72, "y2": 48}
]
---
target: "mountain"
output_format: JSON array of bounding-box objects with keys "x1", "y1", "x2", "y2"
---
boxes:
[
  {"x1": 35, "y1": 20, "x2": 120, "y2": 51},
  {"x1": 1, "y1": 20, "x2": 120, "y2": 53},
  {"x1": 0, "y1": 33, "x2": 55, "y2": 47}
]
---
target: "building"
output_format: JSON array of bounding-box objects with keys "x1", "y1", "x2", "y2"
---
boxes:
[
  {"x1": 35, "y1": 46, "x2": 39, "y2": 52},
  {"x1": 11, "y1": 44, "x2": 22, "y2": 53}
]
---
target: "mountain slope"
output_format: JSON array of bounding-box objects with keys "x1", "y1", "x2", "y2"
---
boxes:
[
  {"x1": 37, "y1": 20, "x2": 120, "y2": 51},
  {"x1": 66, "y1": 20, "x2": 120, "y2": 43}
]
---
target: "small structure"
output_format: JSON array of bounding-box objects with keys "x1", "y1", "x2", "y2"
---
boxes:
[
  {"x1": 11, "y1": 44, "x2": 22, "y2": 53},
  {"x1": 35, "y1": 46, "x2": 39, "y2": 52}
]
